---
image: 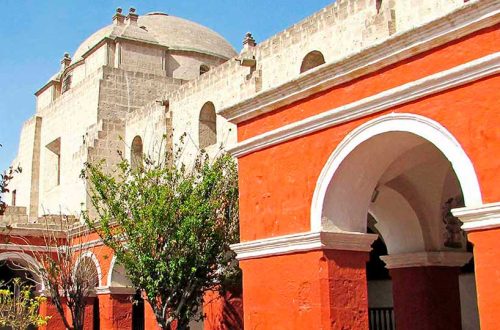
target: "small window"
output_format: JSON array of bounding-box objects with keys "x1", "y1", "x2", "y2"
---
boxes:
[
  {"x1": 62, "y1": 74, "x2": 72, "y2": 93},
  {"x1": 199, "y1": 102, "x2": 216, "y2": 149},
  {"x1": 200, "y1": 64, "x2": 210, "y2": 76},
  {"x1": 131, "y1": 136, "x2": 143, "y2": 170},
  {"x1": 11, "y1": 190, "x2": 16, "y2": 206},
  {"x1": 300, "y1": 51, "x2": 325, "y2": 73}
]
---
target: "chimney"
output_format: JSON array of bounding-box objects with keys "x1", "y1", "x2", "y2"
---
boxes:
[
  {"x1": 60, "y1": 52, "x2": 71, "y2": 70},
  {"x1": 242, "y1": 32, "x2": 256, "y2": 50},
  {"x1": 113, "y1": 7, "x2": 125, "y2": 25},
  {"x1": 126, "y1": 7, "x2": 139, "y2": 25}
]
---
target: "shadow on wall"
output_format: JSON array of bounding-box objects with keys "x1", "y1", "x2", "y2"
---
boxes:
[{"x1": 204, "y1": 290, "x2": 243, "y2": 330}]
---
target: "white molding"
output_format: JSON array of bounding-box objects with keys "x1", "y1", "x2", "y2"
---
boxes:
[
  {"x1": 380, "y1": 252, "x2": 472, "y2": 269},
  {"x1": 0, "y1": 243, "x2": 58, "y2": 253},
  {"x1": 219, "y1": 0, "x2": 499, "y2": 124},
  {"x1": 310, "y1": 113, "x2": 483, "y2": 232},
  {"x1": 453, "y1": 202, "x2": 500, "y2": 231},
  {"x1": 230, "y1": 231, "x2": 378, "y2": 260},
  {"x1": 228, "y1": 53, "x2": 500, "y2": 158},
  {"x1": 96, "y1": 286, "x2": 135, "y2": 295}
]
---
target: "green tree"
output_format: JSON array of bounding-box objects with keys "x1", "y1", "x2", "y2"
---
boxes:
[
  {"x1": 0, "y1": 278, "x2": 50, "y2": 330},
  {"x1": 82, "y1": 145, "x2": 239, "y2": 329}
]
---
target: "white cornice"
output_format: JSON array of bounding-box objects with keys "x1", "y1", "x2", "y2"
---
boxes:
[
  {"x1": 380, "y1": 252, "x2": 472, "y2": 269},
  {"x1": 230, "y1": 231, "x2": 378, "y2": 260},
  {"x1": 453, "y1": 202, "x2": 500, "y2": 231},
  {"x1": 219, "y1": 0, "x2": 499, "y2": 124},
  {"x1": 96, "y1": 286, "x2": 136, "y2": 295},
  {"x1": 227, "y1": 53, "x2": 500, "y2": 158}
]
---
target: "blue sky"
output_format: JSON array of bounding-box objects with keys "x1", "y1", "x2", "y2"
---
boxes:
[{"x1": 0, "y1": 0, "x2": 333, "y2": 171}]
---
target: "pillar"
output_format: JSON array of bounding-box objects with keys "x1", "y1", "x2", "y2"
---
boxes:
[
  {"x1": 39, "y1": 297, "x2": 67, "y2": 330},
  {"x1": 97, "y1": 288, "x2": 134, "y2": 330},
  {"x1": 454, "y1": 203, "x2": 500, "y2": 330},
  {"x1": 83, "y1": 296, "x2": 96, "y2": 330},
  {"x1": 231, "y1": 231, "x2": 377, "y2": 329},
  {"x1": 145, "y1": 300, "x2": 161, "y2": 329},
  {"x1": 382, "y1": 252, "x2": 471, "y2": 330}
]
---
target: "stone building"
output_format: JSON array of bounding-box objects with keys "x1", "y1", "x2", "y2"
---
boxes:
[{"x1": 1, "y1": 0, "x2": 499, "y2": 329}]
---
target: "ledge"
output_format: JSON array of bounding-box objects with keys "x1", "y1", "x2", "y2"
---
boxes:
[
  {"x1": 230, "y1": 231, "x2": 378, "y2": 261},
  {"x1": 453, "y1": 202, "x2": 500, "y2": 231},
  {"x1": 381, "y1": 252, "x2": 472, "y2": 269},
  {"x1": 96, "y1": 286, "x2": 136, "y2": 295},
  {"x1": 219, "y1": 0, "x2": 499, "y2": 124}
]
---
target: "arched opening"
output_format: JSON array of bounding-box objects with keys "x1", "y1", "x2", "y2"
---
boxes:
[
  {"x1": 75, "y1": 254, "x2": 101, "y2": 329},
  {"x1": 199, "y1": 102, "x2": 217, "y2": 149},
  {"x1": 131, "y1": 136, "x2": 143, "y2": 170},
  {"x1": 300, "y1": 50, "x2": 325, "y2": 73},
  {"x1": 200, "y1": 64, "x2": 210, "y2": 75},
  {"x1": 314, "y1": 115, "x2": 480, "y2": 330},
  {"x1": 0, "y1": 253, "x2": 43, "y2": 330}
]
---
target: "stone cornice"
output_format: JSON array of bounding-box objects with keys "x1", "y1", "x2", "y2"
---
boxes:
[
  {"x1": 381, "y1": 252, "x2": 472, "y2": 269},
  {"x1": 230, "y1": 231, "x2": 378, "y2": 261},
  {"x1": 228, "y1": 53, "x2": 500, "y2": 158},
  {"x1": 453, "y1": 202, "x2": 500, "y2": 231},
  {"x1": 219, "y1": 0, "x2": 499, "y2": 124}
]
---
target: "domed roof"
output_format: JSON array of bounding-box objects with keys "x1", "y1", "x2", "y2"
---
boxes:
[{"x1": 72, "y1": 12, "x2": 237, "y2": 63}]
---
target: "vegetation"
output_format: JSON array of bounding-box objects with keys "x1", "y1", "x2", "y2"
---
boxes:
[
  {"x1": 82, "y1": 143, "x2": 239, "y2": 329},
  {"x1": 0, "y1": 278, "x2": 50, "y2": 330}
]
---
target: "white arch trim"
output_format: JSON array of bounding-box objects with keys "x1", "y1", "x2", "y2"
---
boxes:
[
  {"x1": 74, "y1": 250, "x2": 103, "y2": 287},
  {"x1": 106, "y1": 255, "x2": 117, "y2": 287},
  {"x1": 0, "y1": 252, "x2": 45, "y2": 290},
  {"x1": 311, "y1": 113, "x2": 483, "y2": 232}
]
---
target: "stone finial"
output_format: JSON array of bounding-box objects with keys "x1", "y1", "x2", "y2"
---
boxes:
[
  {"x1": 113, "y1": 7, "x2": 125, "y2": 25},
  {"x1": 127, "y1": 7, "x2": 139, "y2": 25},
  {"x1": 243, "y1": 32, "x2": 256, "y2": 47},
  {"x1": 60, "y1": 52, "x2": 71, "y2": 70}
]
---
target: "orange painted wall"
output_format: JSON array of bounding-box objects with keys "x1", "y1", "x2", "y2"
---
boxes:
[
  {"x1": 467, "y1": 228, "x2": 500, "y2": 330},
  {"x1": 238, "y1": 25, "x2": 499, "y2": 141},
  {"x1": 237, "y1": 28, "x2": 500, "y2": 241}
]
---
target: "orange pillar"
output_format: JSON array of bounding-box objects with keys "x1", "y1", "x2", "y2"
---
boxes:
[
  {"x1": 145, "y1": 300, "x2": 161, "y2": 329},
  {"x1": 454, "y1": 203, "x2": 500, "y2": 330},
  {"x1": 232, "y1": 232, "x2": 376, "y2": 329},
  {"x1": 83, "y1": 296, "x2": 96, "y2": 330},
  {"x1": 98, "y1": 292, "x2": 133, "y2": 330},
  {"x1": 39, "y1": 297, "x2": 67, "y2": 330},
  {"x1": 466, "y1": 228, "x2": 500, "y2": 330}
]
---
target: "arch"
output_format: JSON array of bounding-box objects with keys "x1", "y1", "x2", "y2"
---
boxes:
[
  {"x1": 106, "y1": 255, "x2": 133, "y2": 288},
  {"x1": 311, "y1": 113, "x2": 483, "y2": 232},
  {"x1": 74, "y1": 251, "x2": 103, "y2": 288},
  {"x1": 0, "y1": 252, "x2": 44, "y2": 290},
  {"x1": 200, "y1": 64, "x2": 210, "y2": 75},
  {"x1": 199, "y1": 102, "x2": 217, "y2": 149},
  {"x1": 131, "y1": 135, "x2": 143, "y2": 170},
  {"x1": 300, "y1": 50, "x2": 325, "y2": 73}
]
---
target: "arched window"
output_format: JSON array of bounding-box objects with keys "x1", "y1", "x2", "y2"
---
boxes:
[
  {"x1": 200, "y1": 64, "x2": 210, "y2": 75},
  {"x1": 300, "y1": 51, "x2": 325, "y2": 73},
  {"x1": 131, "y1": 136, "x2": 143, "y2": 170},
  {"x1": 199, "y1": 102, "x2": 217, "y2": 149}
]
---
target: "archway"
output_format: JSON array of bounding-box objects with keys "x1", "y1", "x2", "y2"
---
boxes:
[
  {"x1": 199, "y1": 102, "x2": 217, "y2": 149},
  {"x1": 75, "y1": 252, "x2": 101, "y2": 330},
  {"x1": 131, "y1": 136, "x2": 143, "y2": 170},
  {"x1": 313, "y1": 114, "x2": 481, "y2": 329}
]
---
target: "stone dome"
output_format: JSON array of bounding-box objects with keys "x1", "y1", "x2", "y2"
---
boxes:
[{"x1": 72, "y1": 11, "x2": 237, "y2": 63}]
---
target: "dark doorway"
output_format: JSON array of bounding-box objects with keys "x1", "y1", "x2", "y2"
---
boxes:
[{"x1": 132, "y1": 290, "x2": 145, "y2": 330}]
